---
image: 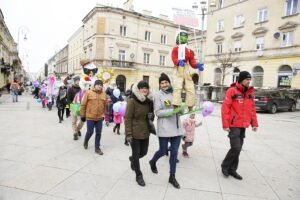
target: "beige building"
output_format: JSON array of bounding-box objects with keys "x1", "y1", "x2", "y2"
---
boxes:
[
  {"x1": 204, "y1": 0, "x2": 300, "y2": 89},
  {"x1": 55, "y1": 45, "x2": 68, "y2": 79},
  {"x1": 0, "y1": 9, "x2": 24, "y2": 89},
  {"x1": 81, "y1": 3, "x2": 194, "y2": 92},
  {"x1": 68, "y1": 26, "x2": 84, "y2": 75}
]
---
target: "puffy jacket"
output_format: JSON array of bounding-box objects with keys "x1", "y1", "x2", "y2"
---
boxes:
[
  {"x1": 183, "y1": 118, "x2": 201, "y2": 142},
  {"x1": 80, "y1": 88, "x2": 107, "y2": 121},
  {"x1": 222, "y1": 82, "x2": 258, "y2": 128}
]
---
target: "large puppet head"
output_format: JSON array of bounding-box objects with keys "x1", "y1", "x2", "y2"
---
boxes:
[
  {"x1": 80, "y1": 59, "x2": 98, "y2": 77},
  {"x1": 176, "y1": 30, "x2": 188, "y2": 45}
]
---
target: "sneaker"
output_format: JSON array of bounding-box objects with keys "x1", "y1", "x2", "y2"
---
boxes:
[{"x1": 95, "y1": 148, "x2": 104, "y2": 155}]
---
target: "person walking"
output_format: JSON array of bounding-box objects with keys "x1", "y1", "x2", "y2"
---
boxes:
[
  {"x1": 56, "y1": 84, "x2": 68, "y2": 123},
  {"x1": 149, "y1": 73, "x2": 183, "y2": 189},
  {"x1": 10, "y1": 79, "x2": 20, "y2": 103},
  {"x1": 182, "y1": 113, "x2": 202, "y2": 158},
  {"x1": 125, "y1": 81, "x2": 153, "y2": 187},
  {"x1": 221, "y1": 71, "x2": 258, "y2": 180},
  {"x1": 67, "y1": 76, "x2": 84, "y2": 140},
  {"x1": 80, "y1": 80, "x2": 107, "y2": 155}
]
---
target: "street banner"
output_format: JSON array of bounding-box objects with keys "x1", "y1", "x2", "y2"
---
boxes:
[{"x1": 172, "y1": 8, "x2": 199, "y2": 28}]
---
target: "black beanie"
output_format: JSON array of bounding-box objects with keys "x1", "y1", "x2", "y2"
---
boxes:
[
  {"x1": 73, "y1": 76, "x2": 80, "y2": 82},
  {"x1": 137, "y1": 81, "x2": 149, "y2": 89},
  {"x1": 238, "y1": 71, "x2": 252, "y2": 83},
  {"x1": 94, "y1": 80, "x2": 103, "y2": 86},
  {"x1": 159, "y1": 73, "x2": 171, "y2": 84}
]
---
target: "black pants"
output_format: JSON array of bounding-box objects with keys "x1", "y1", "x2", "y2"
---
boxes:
[
  {"x1": 221, "y1": 127, "x2": 245, "y2": 172},
  {"x1": 58, "y1": 109, "x2": 65, "y2": 120},
  {"x1": 130, "y1": 138, "x2": 149, "y2": 176},
  {"x1": 114, "y1": 123, "x2": 120, "y2": 129},
  {"x1": 66, "y1": 107, "x2": 70, "y2": 117}
]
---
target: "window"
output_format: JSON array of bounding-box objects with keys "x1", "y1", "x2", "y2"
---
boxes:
[
  {"x1": 217, "y1": 20, "x2": 224, "y2": 32},
  {"x1": 234, "y1": 14, "x2": 244, "y2": 27},
  {"x1": 119, "y1": 50, "x2": 125, "y2": 61},
  {"x1": 234, "y1": 40, "x2": 241, "y2": 52},
  {"x1": 257, "y1": 8, "x2": 268, "y2": 22},
  {"x1": 120, "y1": 25, "x2": 126, "y2": 36},
  {"x1": 256, "y1": 37, "x2": 264, "y2": 50},
  {"x1": 282, "y1": 31, "x2": 294, "y2": 47},
  {"x1": 145, "y1": 31, "x2": 151, "y2": 41},
  {"x1": 278, "y1": 65, "x2": 293, "y2": 87},
  {"x1": 159, "y1": 55, "x2": 166, "y2": 66},
  {"x1": 285, "y1": 0, "x2": 298, "y2": 16},
  {"x1": 216, "y1": 43, "x2": 223, "y2": 54},
  {"x1": 143, "y1": 53, "x2": 150, "y2": 64},
  {"x1": 143, "y1": 75, "x2": 149, "y2": 83},
  {"x1": 161, "y1": 34, "x2": 166, "y2": 44}
]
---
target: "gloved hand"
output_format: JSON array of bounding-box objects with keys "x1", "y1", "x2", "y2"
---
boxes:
[
  {"x1": 81, "y1": 117, "x2": 86, "y2": 122},
  {"x1": 196, "y1": 63, "x2": 204, "y2": 71},
  {"x1": 178, "y1": 59, "x2": 185, "y2": 67},
  {"x1": 126, "y1": 135, "x2": 133, "y2": 144}
]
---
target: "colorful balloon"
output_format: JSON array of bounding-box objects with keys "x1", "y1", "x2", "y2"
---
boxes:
[
  {"x1": 113, "y1": 88, "x2": 121, "y2": 98},
  {"x1": 119, "y1": 102, "x2": 127, "y2": 116},
  {"x1": 201, "y1": 101, "x2": 214, "y2": 117},
  {"x1": 37, "y1": 98, "x2": 42, "y2": 103},
  {"x1": 113, "y1": 102, "x2": 121, "y2": 112}
]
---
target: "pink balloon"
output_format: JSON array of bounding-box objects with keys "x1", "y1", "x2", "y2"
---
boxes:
[
  {"x1": 119, "y1": 104, "x2": 126, "y2": 116},
  {"x1": 201, "y1": 101, "x2": 214, "y2": 117}
]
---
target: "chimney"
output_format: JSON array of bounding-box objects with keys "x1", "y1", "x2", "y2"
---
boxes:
[
  {"x1": 123, "y1": 0, "x2": 134, "y2": 11},
  {"x1": 142, "y1": 10, "x2": 152, "y2": 16},
  {"x1": 159, "y1": 14, "x2": 168, "y2": 20}
]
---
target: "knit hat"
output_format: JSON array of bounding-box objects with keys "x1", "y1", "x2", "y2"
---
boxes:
[
  {"x1": 159, "y1": 73, "x2": 171, "y2": 84},
  {"x1": 73, "y1": 76, "x2": 80, "y2": 82},
  {"x1": 94, "y1": 80, "x2": 103, "y2": 86},
  {"x1": 137, "y1": 80, "x2": 149, "y2": 89},
  {"x1": 238, "y1": 71, "x2": 252, "y2": 83}
]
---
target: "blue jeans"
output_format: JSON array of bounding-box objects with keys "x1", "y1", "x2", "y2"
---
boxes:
[
  {"x1": 84, "y1": 120, "x2": 103, "y2": 148},
  {"x1": 150, "y1": 136, "x2": 182, "y2": 174},
  {"x1": 12, "y1": 92, "x2": 18, "y2": 102}
]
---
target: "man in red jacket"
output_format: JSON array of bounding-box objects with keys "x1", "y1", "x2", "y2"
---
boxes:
[{"x1": 221, "y1": 71, "x2": 258, "y2": 180}]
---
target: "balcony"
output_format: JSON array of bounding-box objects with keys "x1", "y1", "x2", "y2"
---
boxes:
[{"x1": 111, "y1": 60, "x2": 134, "y2": 68}]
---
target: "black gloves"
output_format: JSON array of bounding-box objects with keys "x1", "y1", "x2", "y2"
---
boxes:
[
  {"x1": 126, "y1": 136, "x2": 133, "y2": 144},
  {"x1": 81, "y1": 117, "x2": 86, "y2": 122}
]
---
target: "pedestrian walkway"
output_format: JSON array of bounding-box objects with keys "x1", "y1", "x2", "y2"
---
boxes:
[{"x1": 0, "y1": 94, "x2": 299, "y2": 200}]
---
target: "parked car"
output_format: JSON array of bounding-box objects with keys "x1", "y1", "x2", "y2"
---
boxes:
[{"x1": 254, "y1": 90, "x2": 297, "y2": 114}]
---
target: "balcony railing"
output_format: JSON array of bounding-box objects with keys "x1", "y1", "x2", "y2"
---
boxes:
[{"x1": 111, "y1": 60, "x2": 134, "y2": 68}]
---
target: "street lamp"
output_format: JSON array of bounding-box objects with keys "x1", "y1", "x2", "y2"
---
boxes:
[
  {"x1": 192, "y1": 1, "x2": 215, "y2": 107},
  {"x1": 17, "y1": 26, "x2": 29, "y2": 51}
]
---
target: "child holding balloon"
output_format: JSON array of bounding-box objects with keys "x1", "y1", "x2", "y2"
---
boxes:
[
  {"x1": 113, "y1": 101, "x2": 126, "y2": 135},
  {"x1": 182, "y1": 114, "x2": 202, "y2": 158}
]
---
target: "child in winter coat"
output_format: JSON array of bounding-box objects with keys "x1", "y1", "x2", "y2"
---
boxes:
[
  {"x1": 182, "y1": 114, "x2": 202, "y2": 158},
  {"x1": 113, "y1": 111, "x2": 123, "y2": 135}
]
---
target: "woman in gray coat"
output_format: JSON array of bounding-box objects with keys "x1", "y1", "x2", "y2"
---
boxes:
[{"x1": 149, "y1": 73, "x2": 183, "y2": 189}]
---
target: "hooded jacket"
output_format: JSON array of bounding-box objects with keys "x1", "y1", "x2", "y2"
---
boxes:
[
  {"x1": 125, "y1": 84, "x2": 153, "y2": 139},
  {"x1": 67, "y1": 84, "x2": 81, "y2": 105},
  {"x1": 222, "y1": 82, "x2": 258, "y2": 128}
]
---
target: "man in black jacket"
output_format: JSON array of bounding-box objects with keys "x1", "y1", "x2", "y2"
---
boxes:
[{"x1": 67, "y1": 76, "x2": 85, "y2": 140}]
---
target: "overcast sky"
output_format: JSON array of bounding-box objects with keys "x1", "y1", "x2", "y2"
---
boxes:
[{"x1": 1, "y1": 0, "x2": 205, "y2": 73}]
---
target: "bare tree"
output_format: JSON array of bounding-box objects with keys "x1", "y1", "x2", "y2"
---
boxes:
[{"x1": 215, "y1": 50, "x2": 240, "y2": 98}]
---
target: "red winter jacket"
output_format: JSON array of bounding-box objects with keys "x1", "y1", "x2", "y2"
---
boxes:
[
  {"x1": 171, "y1": 46, "x2": 197, "y2": 68},
  {"x1": 221, "y1": 82, "x2": 258, "y2": 128}
]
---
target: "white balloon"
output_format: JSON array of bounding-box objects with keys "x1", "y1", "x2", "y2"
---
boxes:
[{"x1": 113, "y1": 88, "x2": 120, "y2": 98}]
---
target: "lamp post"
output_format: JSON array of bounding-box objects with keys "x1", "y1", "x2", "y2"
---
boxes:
[
  {"x1": 192, "y1": 1, "x2": 215, "y2": 107},
  {"x1": 17, "y1": 26, "x2": 29, "y2": 52}
]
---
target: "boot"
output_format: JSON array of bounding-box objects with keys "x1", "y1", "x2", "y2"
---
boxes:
[
  {"x1": 229, "y1": 171, "x2": 243, "y2": 180},
  {"x1": 78, "y1": 131, "x2": 81, "y2": 136},
  {"x1": 95, "y1": 147, "x2": 104, "y2": 155},
  {"x1": 113, "y1": 126, "x2": 116, "y2": 133},
  {"x1": 59, "y1": 118, "x2": 62, "y2": 123},
  {"x1": 83, "y1": 141, "x2": 88, "y2": 149},
  {"x1": 117, "y1": 127, "x2": 120, "y2": 135},
  {"x1": 149, "y1": 160, "x2": 158, "y2": 174},
  {"x1": 74, "y1": 134, "x2": 78, "y2": 140},
  {"x1": 169, "y1": 174, "x2": 180, "y2": 189},
  {"x1": 124, "y1": 138, "x2": 129, "y2": 146},
  {"x1": 129, "y1": 156, "x2": 135, "y2": 171},
  {"x1": 136, "y1": 175, "x2": 145, "y2": 186}
]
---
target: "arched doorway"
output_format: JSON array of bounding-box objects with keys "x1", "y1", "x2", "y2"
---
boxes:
[
  {"x1": 252, "y1": 66, "x2": 264, "y2": 87},
  {"x1": 214, "y1": 68, "x2": 222, "y2": 86},
  {"x1": 232, "y1": 67, "x2": 240, "y2": 83},
  {"x1": 278, "y1": 65, "x2": 292, "y2": 87},
  {"x1": 116, "y1": 75, "x2": 126, "y2": 93}
]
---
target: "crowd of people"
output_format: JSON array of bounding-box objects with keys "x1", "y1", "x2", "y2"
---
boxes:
[{"x1": 10, "y1": 70, "x2": 258, "y2": 189}]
